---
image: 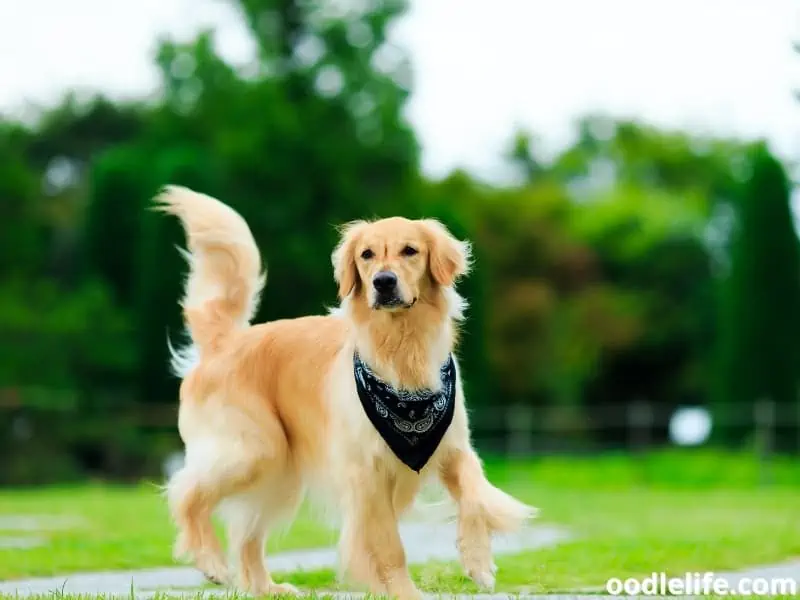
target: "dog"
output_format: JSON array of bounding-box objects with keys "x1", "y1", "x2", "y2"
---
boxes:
[{"x1": 157, "y1": 186, "x2": 535, "y2": 599}]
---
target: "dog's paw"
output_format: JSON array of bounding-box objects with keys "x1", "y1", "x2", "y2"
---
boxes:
[
  {"x1": 203, "y1": 572, "x2": 225, "y2": 586},
  {"x1": 197, "y1": 552, "x2": 230, "y2": 586},
  {"x1": 201, "y1": 567, "x2": 230, "y2": 587},
  {"x1": 469, "y1": 568, "x2": 496, "y2": 592},
  {"x1": 264, "y1": 582, "x2": 301, "y2": 596},
  {"x1": 461, "y1": 548, "x2": 497, "y2": 591}
]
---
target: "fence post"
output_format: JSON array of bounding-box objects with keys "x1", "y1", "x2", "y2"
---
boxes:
[
  {"x1": 627, "y1": 399, "x2": 652, "y2": 484},
  {"x1": 627, "y1": 398, "x2": 653, "y2": 452},
  {"x1": 754, "y1": 398, "x2": 775, "y2": 486},
  {"x1": 505, "y1": 404, "x2": 534, "y2": 457},
  {"x1": 797, "y1": 389, "x2": 800, "y2": 456}
]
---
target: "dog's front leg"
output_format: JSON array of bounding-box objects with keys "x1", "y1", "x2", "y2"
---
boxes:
[
  {"x1": 439, "y1": 443, "x2": 535, "y2": 590},
  {"x1": 338, "y1": 471, "x2": 421, "y2": 600}
]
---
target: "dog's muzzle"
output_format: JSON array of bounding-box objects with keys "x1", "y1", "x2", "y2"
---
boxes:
[{"x1": 372, "y1": 271, "x2": 413, "y2": 309}]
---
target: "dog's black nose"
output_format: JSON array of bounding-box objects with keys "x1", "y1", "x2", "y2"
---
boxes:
[{"x1": 373, "y1": 271, "x2": 398, "y2": 293}]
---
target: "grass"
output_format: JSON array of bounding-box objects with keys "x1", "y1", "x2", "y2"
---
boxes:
[
  {"x1": 407, "y1": 487, "x2": 799, "y2": 594},
  {"x1": 0, "y1": 484, "x2": 335, "y2": 581},
  {"x1": 1, "y1": 449, "x2": 799, "y2": 595},
  {"x1": 282, "y1": 451, "x2": 800, "y2": 594}
]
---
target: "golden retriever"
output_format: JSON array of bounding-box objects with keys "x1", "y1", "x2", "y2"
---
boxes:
[{"x1": 156, "y1": 186, "x2": 535, "y2": 599}]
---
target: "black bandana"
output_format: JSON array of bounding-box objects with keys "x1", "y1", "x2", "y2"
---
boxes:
[{"x1": 354, "y1": 352, "x2": 456, "y2": 472}]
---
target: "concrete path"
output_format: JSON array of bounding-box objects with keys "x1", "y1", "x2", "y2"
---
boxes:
[
  {"x1": 0, "y1": 514, "x2": 85, "y2": 550},
  {"x1": 0, "y1": 522, "x2": 570, "y2": 597}
]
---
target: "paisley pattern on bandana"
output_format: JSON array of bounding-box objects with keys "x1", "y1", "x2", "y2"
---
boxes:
[{"x1": 353, "y1": 352, "x2": 456, "y2": 472}]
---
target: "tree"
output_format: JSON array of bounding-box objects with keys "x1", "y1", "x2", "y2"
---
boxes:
[
  {"x1": 714, "y1": 144, "x2": 800, "y2": 448},
  {"x1": 82, "y1": 146, "x2": 153, "y2": 306},
  {"x1": 0, "y1": 123, "x2": 44, "y2": 278}
]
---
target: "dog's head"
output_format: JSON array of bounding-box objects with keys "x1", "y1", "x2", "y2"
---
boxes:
[{"x1": 332, "y1": 217, "x2": 471, "y2": 312}]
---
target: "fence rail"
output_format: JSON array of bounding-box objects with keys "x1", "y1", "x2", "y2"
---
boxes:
[{"x1": 1, "y1": 391, "x2": 799, "y2": 483}]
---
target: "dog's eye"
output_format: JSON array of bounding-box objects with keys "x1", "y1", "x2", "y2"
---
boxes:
[
  {"x1": 360, "y1": 248, "x2": 374, "y2": 260},
  {"x1": 401, "y1": 245, "x2": 418, "y2": 257}
]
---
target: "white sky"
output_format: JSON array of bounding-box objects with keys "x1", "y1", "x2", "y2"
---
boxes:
[{"x1": 0, "y1": 0, "x2": 798, "y2": 181}]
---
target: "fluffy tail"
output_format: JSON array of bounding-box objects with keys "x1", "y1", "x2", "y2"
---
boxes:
[
  {"x1": 479, "y1": 483, "x2": 538, "y2": 533},
  {"x1": 154, "y1": 186, "x2": 265, "y2": 375}
]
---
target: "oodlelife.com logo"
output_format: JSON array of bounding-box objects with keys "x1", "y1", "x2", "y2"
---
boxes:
[{"x1": 606, "y1": 573, "x2": 726, "y2": 596}]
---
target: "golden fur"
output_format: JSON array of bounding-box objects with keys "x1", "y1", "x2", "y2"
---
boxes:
[{"x1": 156, "y1": 186, "x2": 535, "y2": 599}]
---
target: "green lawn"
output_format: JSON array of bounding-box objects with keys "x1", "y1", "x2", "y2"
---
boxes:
[
  {"x1": 285, "y1": 451, "x2": 800, "y2": 594},
  {"x1": 0, "y1": 484, "x2": 335, "y2": 580},
  {"x1": 2, "y1": 450, "x2": 799, "y2": 595}
]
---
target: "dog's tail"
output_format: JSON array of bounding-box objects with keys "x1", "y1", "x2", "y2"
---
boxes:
[
  {"x1": 478, "y1": 483, "x2": 538, "y2": 532},
  {"x1": 154, "y1": 186, "x2": 265, "y2": 376}
]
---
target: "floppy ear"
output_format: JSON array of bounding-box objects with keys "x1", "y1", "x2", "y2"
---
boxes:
[
  {"x1": 422, "y1": 219, "x2": 472, "y2": 287},
  {"x1": 332, "y1": 220, "x2": 366, "y2": 299}
]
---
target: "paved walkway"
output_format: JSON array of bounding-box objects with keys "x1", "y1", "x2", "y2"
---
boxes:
[
  {"x1": 715, "y1": 559, "x2": 800, "y2": 589},
  {"x1": 0, "y1": 514, "x2": 85, "y2": 550},
  {"x1": 0, "y1": 522, "x2": 570, "y2": 597}
]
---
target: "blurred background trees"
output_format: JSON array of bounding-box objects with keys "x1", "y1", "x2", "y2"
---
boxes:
[{"x1": 1, "y1": 0, "x2": 798, "y2": 482}]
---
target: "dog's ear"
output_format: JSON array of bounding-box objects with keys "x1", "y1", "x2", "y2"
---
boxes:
[
  {"x1": 332, "y1": 220, "x2": 367, "y2": 299},
  {"x1": 422, "y1": 219, "x2": 472, "y2": 287}
]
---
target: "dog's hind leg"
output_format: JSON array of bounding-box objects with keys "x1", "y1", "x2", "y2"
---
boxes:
[
  {"x1": 168, "y1": 465, "x2": 228, "y2": 584},
  {"x1": 219, "y1": 469, "x2": 304, "y2": 596},
  {"x1": 166, "y1": 435, "x2": 273, "y2": 585}
]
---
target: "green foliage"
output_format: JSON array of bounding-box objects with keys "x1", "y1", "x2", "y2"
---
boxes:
[
  {"x1": 714, "y1": 145, "x2": 800, "y2": 447},
  {"x1": 0, "y1": 279, "x2": 134, "y2": 389},
  {"x1": 0, "y1": 124, "x2": 46, "y2": 277},
  {"x1": 471, "y1": 183, "x2": 643, "y2": 406},
  {"x1": 82, "y1": 145, "x2": 153, "y2": 305},
  {"x1": 570, "y1": 182, "x2": 715, "y2": 412}
]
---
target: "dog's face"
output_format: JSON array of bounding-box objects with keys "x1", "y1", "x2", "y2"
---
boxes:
[{"x1": 332, "y1": 217, "x2": 470, "y2": 311}]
